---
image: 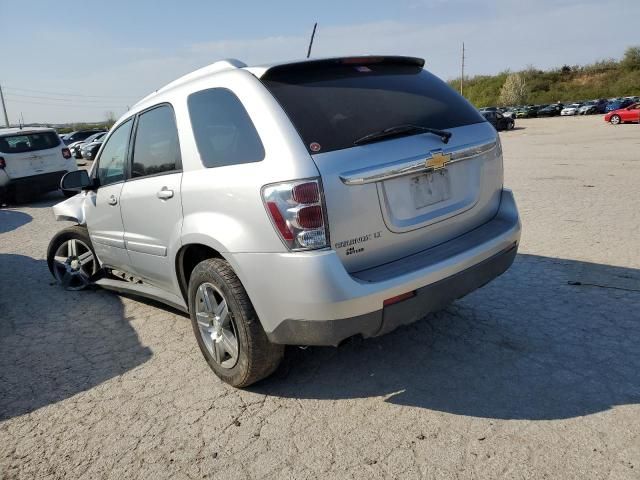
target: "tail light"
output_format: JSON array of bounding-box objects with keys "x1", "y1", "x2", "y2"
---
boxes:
[
  {"x1": 61, "y1": 148, "x2": 71, "y2": 159},
  {"x1": 262, "y1": 178, "x2": 329, "y2": 251},
  {"x1": 0, "y1": 157, "x2": 5, "y2": 169}
]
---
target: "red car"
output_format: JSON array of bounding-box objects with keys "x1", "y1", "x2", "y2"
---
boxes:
[{"x1": 604, "y1": 102, "x2": 640, "y2": 124}]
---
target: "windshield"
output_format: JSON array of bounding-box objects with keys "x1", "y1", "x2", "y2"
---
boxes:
[
  {"x1": 0, "y1": 131, "x2": 61, "y2": 154},
  {"x1": 262, "y1": 63, "x2": 484, "y2": 154}
]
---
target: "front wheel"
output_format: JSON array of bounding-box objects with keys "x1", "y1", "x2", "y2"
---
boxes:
[
  {"x1": 188, "y1": 258, "x2": 284, "y2": 387},
  {"x1": 610, "y1": 114, "x2": 621, "y2": 125},
  {"x1": 47, "y1": 225, "x2": 98, "y2": 290}
]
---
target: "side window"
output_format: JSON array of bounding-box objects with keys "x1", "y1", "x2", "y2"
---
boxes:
[
  {"x1": 187, "y1": 88, "x2": 264, "y2": 168},
  {"x1": 96, "y1": 120, "x2": 132, "y2": 186},
  {"x1": 131, "y1": 105, "x2": 181, "y2": 178}
]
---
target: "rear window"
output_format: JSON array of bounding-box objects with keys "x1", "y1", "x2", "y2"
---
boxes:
[
  {"x1": 0, "y1": 132, "x2": 61, "y2": 154},
  {"x1": 187, "y1": 88, "x2": 264, "y2": 168},
  {"x1": 261, "y1": 63, "x2": 485, "y2": 154}
]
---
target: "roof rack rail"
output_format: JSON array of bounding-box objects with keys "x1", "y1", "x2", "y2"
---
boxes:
[{"x1": 134, "y1": 58, "x2": 246, "y2": 108}]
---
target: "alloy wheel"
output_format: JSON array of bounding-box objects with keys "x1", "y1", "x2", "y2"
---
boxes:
[
  {"x1": 52, "y1": 239, "x2": 96, "y2": 291},
  {"x1": 195, "y1": 282, "x2": 239, "y2": 369}
]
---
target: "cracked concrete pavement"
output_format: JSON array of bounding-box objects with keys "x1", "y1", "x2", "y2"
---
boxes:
[{"x1": 1, "y1": 115, "x2": 639, "y2": 479}]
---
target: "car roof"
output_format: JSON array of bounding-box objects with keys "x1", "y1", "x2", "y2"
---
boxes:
[
  {"x1": 129, "y1": 55, "x2": 425, "y2": 115},
  {"x1": 0, "y1": 126, "x2": 57, "y2": 137}
]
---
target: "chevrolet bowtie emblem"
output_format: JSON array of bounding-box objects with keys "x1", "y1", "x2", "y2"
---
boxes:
[{"x1": 425, "y1": 150, "x2": 451, "y2": 170}]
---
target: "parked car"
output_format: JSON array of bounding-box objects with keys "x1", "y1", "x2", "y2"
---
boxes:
[
  {"x1": 47, "y1": 56, "x2": 521, "y2": 387},
  {"x1": 537, "y1": 104, "x2": 564, "y2": 117},
  {"x1": 515, "y1": 106, "x2": 538, "y2": 118},
  {"x1": 0, "y1": 127, "x2": 78, "y2": 203},
  {"x1": 578, "y1": 99, "x2": 607, "y2": 115},
  {"x1": 604, "y1": 102, "x2": 640, "y2": 124},
  {"x1": 605, "y1": 99, "x2": 633, "y2": 113},
  {"x1": 560, "y1": 103, "x2": 582, "y2": 116},
  {"x1": 69, "y1": 132, "x2": 106, "y2": 159},
  {"x1": 79, "y1": 139, "x2": 104, "y2": 160},
  {"x1": 481, "y1": 110, "x2": 515, "y2": 130},
  {"x1": 62, "y1": 129, "x2": 105, "y2": 146}
]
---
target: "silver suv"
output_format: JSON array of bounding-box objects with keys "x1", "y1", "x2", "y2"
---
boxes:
[{"x1": 49, "y1": 56, "x2": 521, "y2": 387}]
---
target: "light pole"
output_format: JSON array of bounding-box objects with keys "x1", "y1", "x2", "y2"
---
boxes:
[{"x1": 0, "y1": 83, "x2": 9, "y2": 127}]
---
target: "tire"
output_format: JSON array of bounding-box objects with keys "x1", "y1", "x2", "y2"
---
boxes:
[
  {"x1": 188, "y1": 258, "x2": 284, "y2": 387},
  {"x1": 47, "y1": 225, "x2": 98, "y2": 291},
  {"x1": 610, "y1": 115, "x2": 621, "y2": 125},
  {"x1": 508, "y1": 121, "x2": 514, "y2": 130}
]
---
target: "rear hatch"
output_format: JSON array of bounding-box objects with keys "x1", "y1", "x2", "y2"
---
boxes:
[
  {"x1": 0, "y1": 130, "x2": 68, "y2": 179},
  {"x1": 261, "y1": 57, "x2": 503, "y2": 273}
]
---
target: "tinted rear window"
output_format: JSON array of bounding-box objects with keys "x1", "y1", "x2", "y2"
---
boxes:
[
  {"x1": 188, "y1": 88, "x2": 264, "y2": 168},
  {"x1": 0, "y1": 132, "x2": 61, "y2": 154},
  {"x1": 262, "y1": 63, "x2": 485, "y2": 154}
]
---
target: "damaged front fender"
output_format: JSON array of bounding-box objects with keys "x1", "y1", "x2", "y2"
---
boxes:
[{"x1": 52, "y1": 192, "x2": 89, "y2": 225}]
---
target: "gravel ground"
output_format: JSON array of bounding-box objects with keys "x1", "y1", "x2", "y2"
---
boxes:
[{"x1": 1, "y1": 115, "x2": 639, "y2": 479}]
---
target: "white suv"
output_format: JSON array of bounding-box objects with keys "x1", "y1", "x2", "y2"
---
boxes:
[
  {"x1": 49, "y1": 56, "x2": 521, "y2": 387},
  {"x1": 0, "y1": 127, "x2": 77, "y2": 203}
]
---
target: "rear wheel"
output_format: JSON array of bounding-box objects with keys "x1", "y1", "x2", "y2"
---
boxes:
[
  {"x1": 610, "y1": 114, "x2": 621, "y2": 125},
  {"x1": 47, "y1": 225, "x2": 98, "y2": 290},
  {"x1": 188, "y1": 258, "x2": 284, "y2": 387}
]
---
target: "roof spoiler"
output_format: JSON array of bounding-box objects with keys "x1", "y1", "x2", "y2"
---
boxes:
[{"x1": 261, "y1": 56, "x2": 425, "y2": 79}]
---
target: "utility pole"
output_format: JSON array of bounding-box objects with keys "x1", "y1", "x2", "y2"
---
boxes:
[
  {"x1": 0, "y1": 83, "x2": 9, "y2": 127},
  {"x1": 460, "y1": 42, "x2": 465, "y2": 96}
]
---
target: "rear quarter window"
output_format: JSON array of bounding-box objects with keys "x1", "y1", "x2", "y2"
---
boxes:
[
  {"x1": 261, "y1": 63, "x2": 485, "y2": 154},
  {"x1": 0, "y1": 132, "x2": 61, "y2": 154},
  {"x1": 187, "y1": 88, "x2": 264, "y2": 168}
]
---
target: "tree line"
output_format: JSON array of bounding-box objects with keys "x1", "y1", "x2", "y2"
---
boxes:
[{"x1": 449, "y1": 46, "x2": 640, "y2": 107}]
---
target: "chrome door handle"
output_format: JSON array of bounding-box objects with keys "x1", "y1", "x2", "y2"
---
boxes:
[
  {"x1": 157, "y1": 187, "x2": 174, "y2": 200},
  {"x1": 107, "y1": 195, "x2": 118, "y2": 206}
]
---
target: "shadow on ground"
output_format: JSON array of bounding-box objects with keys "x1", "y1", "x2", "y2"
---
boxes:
[
  {"x1": 0, "y1": 254, "x2": 152, "y2": 420},
  {"x1": 1, "y1": 190, "x2": 67, "y2": 210},
  {"x1": 0, "y1": 209, "x2": 32, "y2": 234},
  {"x1": 255, "y1": 253, "x2": 640, "y2": 420}
]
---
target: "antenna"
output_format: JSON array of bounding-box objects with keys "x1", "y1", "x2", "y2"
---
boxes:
[
  {"x1": 460, "y1": 42, "x2": 465, "y2": 96},
  {"x1": 306, "y1": 23, "x2": 318, "y2": 59}
]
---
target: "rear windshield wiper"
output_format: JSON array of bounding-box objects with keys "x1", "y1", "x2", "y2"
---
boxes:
[{"x1": 353, "y1": 124, "x2": 452, "y2": 146}]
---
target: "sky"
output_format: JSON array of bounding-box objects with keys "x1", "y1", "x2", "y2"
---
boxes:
[{"x1": 0, "y1": 0, "x2": 635, "y2": 124}]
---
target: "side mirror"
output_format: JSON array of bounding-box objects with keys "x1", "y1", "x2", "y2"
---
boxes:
[{"x1": 60, "y1": 170, "x2": 92, "y2": 191}]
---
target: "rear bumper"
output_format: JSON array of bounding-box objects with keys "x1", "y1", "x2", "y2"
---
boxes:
[
  {"x1": 268, "y1": 243, "x2": 517, "y2": 345},
  {"x1": 231, "y1": 189, "x2": 521, "y2": 346},
  {"x1": 0, "y1": 170, "x2": 67, "y2": 193}
]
